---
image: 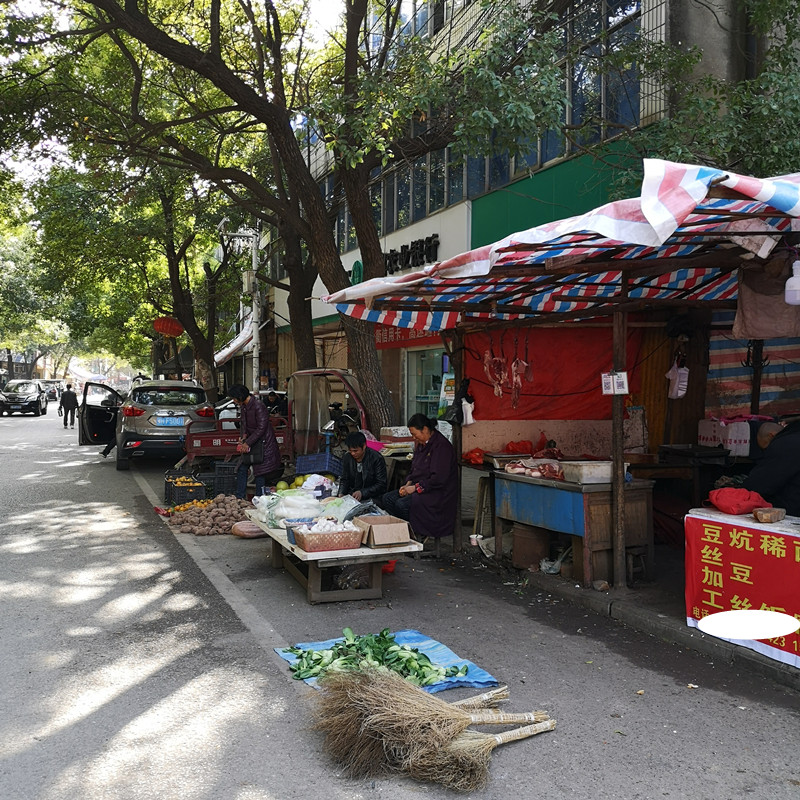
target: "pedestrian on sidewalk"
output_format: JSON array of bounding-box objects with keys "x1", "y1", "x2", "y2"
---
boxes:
[
  {"x1": 229, "y1": 384, "x2": 283, "y2": 498},
  {"x1": 58, "y1": 384, "x2": 79, "y2": 429}
]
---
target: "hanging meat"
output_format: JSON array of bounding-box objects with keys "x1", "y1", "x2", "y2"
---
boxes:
[
  {"x1": 509, "y1": 335, "x2": 530, "y2": 408},
  {"x1": 483, "y1": 344, "x2": 507, "y2": 397}
]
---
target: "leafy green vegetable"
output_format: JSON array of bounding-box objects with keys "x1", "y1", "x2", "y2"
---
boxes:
[{"x1": 283, "y1": 628, "x2": 469, "y2": 685}]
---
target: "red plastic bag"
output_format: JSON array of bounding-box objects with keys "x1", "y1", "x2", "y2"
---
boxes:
[
  {"x1": 462, "y1": 448, "x2": 485, "y2": 465},
  {"x1": 707, "y1": 488, "x2": 771, "y2": 515},
  {"x1": 504, "y1": 440, "x2": 533, "y2": 455}
]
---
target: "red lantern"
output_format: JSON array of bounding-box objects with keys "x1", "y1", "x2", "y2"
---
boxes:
[{"x1": 153, "y1": 316, "x2": 184, "y2": 337}]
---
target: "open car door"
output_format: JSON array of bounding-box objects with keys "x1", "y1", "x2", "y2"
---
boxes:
[{"x1": 78, "y1": 382, "x2": 123, "y2": 446}]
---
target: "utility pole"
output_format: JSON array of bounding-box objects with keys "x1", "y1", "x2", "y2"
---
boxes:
[{"x1": 249, "y1": 222, "x2": 261, "y2": 392}]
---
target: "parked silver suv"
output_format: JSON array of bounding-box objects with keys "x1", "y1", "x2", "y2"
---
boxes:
[{"x1": 78, "y1": 380, "x2": 216, "y2": 470}]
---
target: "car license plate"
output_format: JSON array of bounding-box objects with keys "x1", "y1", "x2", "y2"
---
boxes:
[
  {"x1": 155, "y1": 416, "x2": 185, "y2": 426},
  {"x1": 11, "y1": 405, "x2": 22, "y2": 409}
]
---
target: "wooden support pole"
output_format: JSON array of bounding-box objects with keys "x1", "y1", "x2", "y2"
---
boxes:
[
  {"x1": 453, "y1": 328, "x2": 464, "y2": 553},
  {"x1": 749, "y1": 339, "x2": 764, "y2": 415},
  {"x1": 612, "y1": 311, "x2": 628, "y2": 589}
]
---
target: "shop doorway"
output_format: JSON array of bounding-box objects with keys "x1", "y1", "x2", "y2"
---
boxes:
[{"x1": 405, "y1": 347, "x2": 447, "y2": 420}]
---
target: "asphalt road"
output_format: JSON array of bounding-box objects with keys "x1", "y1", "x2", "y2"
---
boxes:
[{"x1": 2, "y1": 410, "x2": 799, "y2": 800}]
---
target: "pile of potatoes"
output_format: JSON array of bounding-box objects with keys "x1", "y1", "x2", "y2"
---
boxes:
[{"x1": 169, "y1": 493, "x2": 253, "y2": 536}]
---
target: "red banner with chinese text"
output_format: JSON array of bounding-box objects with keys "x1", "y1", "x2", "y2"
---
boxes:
[
  {"x1": 374, "y1": 325, "x2": 441, "y2": 349},
  {"x1": 685, "y1": 513, "x2": 800, "y2": 668}
]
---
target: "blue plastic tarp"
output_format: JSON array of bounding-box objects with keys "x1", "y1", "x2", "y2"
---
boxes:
[{"x1": 275, "y1": 628, "x2": 498, "y2": 693}]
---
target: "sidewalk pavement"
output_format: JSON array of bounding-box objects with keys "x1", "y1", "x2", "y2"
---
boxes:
[{"x1": 442, "y1": 523, "x2": 800, "y2": 690}]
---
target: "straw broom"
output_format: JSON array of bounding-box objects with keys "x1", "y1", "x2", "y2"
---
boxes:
[
  {"x1": 405, "y1": 719, "x2": 557, "y2": 792},
  {"x1": 450, "y1": 684, "x2": 510, "y2": 708},
  {"x1": 312, "y1": 668, "x2": 549, "y2": 777}
]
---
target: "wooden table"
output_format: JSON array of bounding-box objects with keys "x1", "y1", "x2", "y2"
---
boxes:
[
  {"x1": 493, "y1": 471, "x2": 654, "y2": 587},
  {"x1": 246, "y1": 510, "x2": 422, "y2": 603}
]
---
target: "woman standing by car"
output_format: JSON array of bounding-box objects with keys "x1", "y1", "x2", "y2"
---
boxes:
[{"x1": 228, "y1": 384, "x2": 283, "y2": 498}]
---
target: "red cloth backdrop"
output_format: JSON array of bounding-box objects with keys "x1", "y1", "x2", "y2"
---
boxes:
[{"x1": 464, "y1": 327, "x2": 642, "y2": 420}]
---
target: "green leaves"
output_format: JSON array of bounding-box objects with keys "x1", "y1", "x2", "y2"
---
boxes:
[{"x1": 283, "y1": 628, "x2": 469, "y2": 686}]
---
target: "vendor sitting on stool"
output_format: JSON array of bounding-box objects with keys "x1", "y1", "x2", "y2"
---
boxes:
[
  {"x1": 743, "y1": 420, "x2": 800, "y2": 516},
  {"x1": 380, "y1": 413, "x2": 458, "y2": 541},
  {"x1": 338, "y1": 431, "x2": 387, "y2": 502}
]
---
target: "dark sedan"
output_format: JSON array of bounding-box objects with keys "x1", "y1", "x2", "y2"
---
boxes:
[{"x1": 0, "y1": 380, "x2": 49, "y2": 416}]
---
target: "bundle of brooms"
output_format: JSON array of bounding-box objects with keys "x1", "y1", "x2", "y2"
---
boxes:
[{"x1": 312, "y1": 667, "x2": 555, "y2": 791}]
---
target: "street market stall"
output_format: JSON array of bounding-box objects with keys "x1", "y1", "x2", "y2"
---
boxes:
[
  {"x1": 322, "y1": 158, "x2": 800, "y2": 587},
  {"x1": 244, "y1": 510, "x2": 422, "y2": 603}
]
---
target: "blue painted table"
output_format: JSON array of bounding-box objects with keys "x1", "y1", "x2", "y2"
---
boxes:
[{"x1": 493, "y1": 471, "x2": 654, "y2": 586}]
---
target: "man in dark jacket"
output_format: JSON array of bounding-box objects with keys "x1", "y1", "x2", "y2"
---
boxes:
[
  {"x1": 58, "y1": 383, "x2": 79, "y2": 429},
  {"x1": 744, "y1": 421, "x2": 800, "y2": 516},
  {"x1": 338, "y1": 432, "x2": 387, "y2": 501}
]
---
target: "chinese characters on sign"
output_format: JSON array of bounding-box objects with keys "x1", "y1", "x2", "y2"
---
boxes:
[
  {"x1": 685, "y1": 514, "x2": 800, "y2": 668},
  {"x1": 384, "y1": 234, "x2": 440, "y2": 274},
  {"x1": 373, "y1": 326, "x2": 440, "y2": 349}
]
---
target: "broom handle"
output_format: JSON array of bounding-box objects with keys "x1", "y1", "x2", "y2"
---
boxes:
[
  {"x1": 490, "y1": 719, "x2": 557, "y2": 745},
  {"x1": 450, "y1": 686, "x2": 509, "y2": 708},
  {"x1": 468, "y1": 710, "x2": 550, "y2": 725}
]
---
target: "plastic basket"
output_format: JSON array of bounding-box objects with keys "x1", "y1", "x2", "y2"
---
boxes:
[
  {"x1": 293, "y1": 528, "x2": 363, "y2": 552},
  {"x1": 214, "y1": 473, "x2": 238, "y2": 496},
  {"x1": 167, "y1": 479, "x2": 206, "y2": 505},
  {"x1": 215, "y1": 461, "x2": 238, "y2": 476},
  {"x1": 164, "y1": 468, "x2": 196, "y2": 503},
  {"x1": 283, "y1": 517, "x2": 315, "y2": 546},
  {"x1": 295, "y1": 452, "x2": 343, "y2": 477}
]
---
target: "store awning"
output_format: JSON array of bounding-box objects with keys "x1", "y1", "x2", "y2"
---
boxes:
[
  {"x1": 214, "y1": 317, "x2": 254, "y2": 367},
  {"x1": 322, "y1": 159, "x2": 800, "y2": 331}
]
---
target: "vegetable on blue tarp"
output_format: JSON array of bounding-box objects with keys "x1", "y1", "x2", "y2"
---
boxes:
[{"x1": 277, "y1": 628, "x2": 498, "y2": 692}]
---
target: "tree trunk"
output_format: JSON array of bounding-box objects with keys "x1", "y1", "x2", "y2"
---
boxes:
[
  {"x1": 195, "y1": 352, "x2": 217, "y2": 402},
  {"x1": 282, "y1": 228, "x2": 317, "y2": 371}
]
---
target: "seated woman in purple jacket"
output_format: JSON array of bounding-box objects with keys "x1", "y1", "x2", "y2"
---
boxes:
[
  {"x1": 228, "y1": 384, "x2": 283, "y2": 498},
  {"x1": 380, "y1": 413, "x2": 458, "y2": 540}
]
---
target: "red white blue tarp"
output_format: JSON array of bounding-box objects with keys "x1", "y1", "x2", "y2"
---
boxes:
[{"x1": 322, "y1": 159, "x2": 800, "y2": 331}]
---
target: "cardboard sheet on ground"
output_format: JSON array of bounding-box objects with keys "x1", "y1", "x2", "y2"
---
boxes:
[{"x1": 276, "y1": 628, "x2": 498, "y2": 693}]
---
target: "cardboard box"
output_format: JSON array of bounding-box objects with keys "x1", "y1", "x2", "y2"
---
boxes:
[{"x1": 355, "y1": 515, "x2": 411, "y2": 547}]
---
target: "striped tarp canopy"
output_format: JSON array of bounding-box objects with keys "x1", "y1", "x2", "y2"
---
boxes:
[{"x1": 322, "y1": 159, "x2": 800, "y2": 331}]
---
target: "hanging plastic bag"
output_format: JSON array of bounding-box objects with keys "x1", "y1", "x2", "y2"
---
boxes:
[
  {"x1": 461, "y1": 398, "x2": 475, "y2": 425},
  {"x1": 666, "y1": 359, "x2": 689, "y2": 399}
]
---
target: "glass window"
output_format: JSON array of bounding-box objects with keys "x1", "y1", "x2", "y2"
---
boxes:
[
  {"x1": 514, "y1": 136, "x2": 539, "y2": 173},
  {"x1": 571, "y1": 45, "x2": 602, "y2": 146},
  {"x1": 384, "y1": 172, "x2": 396, "y2": 234},
  {"x1": 336, "y1": 206, "x2": 346, "y2": 254},
  {"x1": 489, "y1": 150, "x2": 510, "y2": 189},
  {"x1": 606, "y1": 17, "x2": 640, "y2": 129},
  {"x1": 346, "y1": 208, "x2": 357, "y2": 251},
  {"x1": 370, "y1": 182, "x2": 382, "y2": 235},
  {"x1": 430, "y1": 148, "x2": 445, "y2": 212},
  {"x1": 132, "y1": 386, "x2": 206, "y2": 406},
  {"x1": 447, "y1": 149, "x2": 464, "y2": 205},
  {"x1": 396, "y1": 163, "x2": 411, "y2": 229},
  {"x1": 466, "y1": 154, "x2": 486, "y2": 198},
  {"x1": 413, "y1": 156, "x2": 428, "y2": 222}
]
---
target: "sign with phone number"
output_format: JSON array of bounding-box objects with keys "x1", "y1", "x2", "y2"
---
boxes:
[{"x1": 685, "y1": 513, "x2": 800, "y2": 668}]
